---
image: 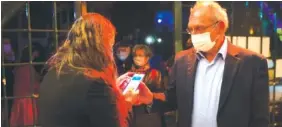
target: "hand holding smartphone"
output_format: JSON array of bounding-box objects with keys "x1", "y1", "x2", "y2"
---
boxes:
[{"x1": 122, "y1": 73, "x2": 145, "y2": 95}]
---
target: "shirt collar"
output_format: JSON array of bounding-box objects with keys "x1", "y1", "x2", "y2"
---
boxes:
[
  {"x1": 196, "y1": 37, "x2": 228, "y2": 60},
  {"x1": 218, "y1": 37, "x2": 228, "y2": 60}
]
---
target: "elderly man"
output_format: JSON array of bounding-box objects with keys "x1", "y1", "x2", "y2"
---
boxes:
[{"x1": 155, "y1": 1, "x2": 269, "y2": 127}]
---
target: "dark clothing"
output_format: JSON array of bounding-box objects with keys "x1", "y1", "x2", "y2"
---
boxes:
[
  {"x1": 131, "y1": 66, "x2": 166, "y2": 127},
  {"x1": 133, "y1": 112, "x2": 163, "y2": 127},
  {"x1": 166, "y1": 42, "x2": 269, "y2": 127},
  {"x1": 150, "y1": 55, "x2": 166, "y2": 75},
  {"x1": 1, "y1": 60, "x2": 14, "y2": 125},
  {"x1": 1, "y1": 61, "x2": 14, "y2": 97},
  {"x1": 116, "y1": 56, "x2": 133, "y2": 76},
  {"x1": 39, "y1": 69, "x2": 121, "y2": 127}
]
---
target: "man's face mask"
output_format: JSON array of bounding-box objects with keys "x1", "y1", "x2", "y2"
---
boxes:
[
  {"x1": 190, "y1": 22, "x2": 219, "y2": 52},
  {"x1": 191, "y1": 32, "x2": 215, "y2": 52},
  {"x1": 117, "y1": 52, "x2": 129, "y2": 61}
]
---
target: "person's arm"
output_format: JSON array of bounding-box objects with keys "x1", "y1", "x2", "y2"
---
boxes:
[
  {"x1": 86, "y1": 81, "x2": 121, "y2": 127},
  {"x1": 150, "y1": 69, "x2": 166, "y2": 101},
  {"x1": 249, "y1": 57, "x2": 269, "y2": 127},
  {"x1": 162, "y1": 57, "x2": 178, "y2": 112}
]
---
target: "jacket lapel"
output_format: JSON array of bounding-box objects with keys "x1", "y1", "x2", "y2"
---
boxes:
[
  {"x1": 185, "y1": 49, "x2": 198, "y2": 99},
  {"x1": 218, "y1": 43, "x2": 241, "y2": 114},
  {"x1": 185, "y1": 49, "x2": 199, "y2": 125}
]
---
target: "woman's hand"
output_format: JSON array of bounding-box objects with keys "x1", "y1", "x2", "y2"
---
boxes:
[
  {"x1": 116, "y1": 72, "x2": 134, "y2": 86},
  {"x1": 124, "y1": 89, "x2": 140, "y2": 105}
]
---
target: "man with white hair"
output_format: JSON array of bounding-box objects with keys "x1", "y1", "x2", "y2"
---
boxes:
[{"x1": 161, "y1": 1, "x2": 269, "y2": 127}]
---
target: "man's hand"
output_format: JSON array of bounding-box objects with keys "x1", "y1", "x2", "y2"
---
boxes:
[
  {"x1": 133, "y1": 82, "x2": 153, "y2": 105},
  {"x1": 124, "y1": 89, "x2": 140, "y2": 105},
  {"x1": 153, "y1": 93, "x2": 166, "y2": 101}
]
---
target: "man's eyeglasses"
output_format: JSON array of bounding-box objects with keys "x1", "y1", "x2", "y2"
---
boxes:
[{"x1": 186, "y1": 21, "x2": 219, "y2": 34}]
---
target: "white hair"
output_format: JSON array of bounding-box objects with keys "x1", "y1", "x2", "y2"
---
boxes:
[{"x1": 191, "y1": 1, "x2": 229, "y2": 32}]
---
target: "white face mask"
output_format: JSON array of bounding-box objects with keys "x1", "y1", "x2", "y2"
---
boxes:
[
  {"x1": 191, "y1": 32, "x2": 215, "y2": 52},
  {"x1": 134, "y1": 56, "x2": 146, "y2": 67},
  {"x1": 117, "y1": 52, "x2": 129, "y2": 61}
]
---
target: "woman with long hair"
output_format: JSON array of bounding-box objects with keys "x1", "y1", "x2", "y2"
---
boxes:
[{"x1": 38, "y1": 13, "x2": 152, "y2": 127}]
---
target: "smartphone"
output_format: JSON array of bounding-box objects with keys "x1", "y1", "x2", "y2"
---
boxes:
[{"x1": 122, "y1": 73, "x2": 145, "y2": 95}]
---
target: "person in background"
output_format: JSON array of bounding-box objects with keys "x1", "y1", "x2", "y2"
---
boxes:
[
  {"x1": 10, "y1": 46, "x2": 42, "y2": 127},
  {"x1": 31, "y1": 43, "x2": 47, "y2": 78},
  {"x1": 1, "y1": 38, "x2": 15, "y2": 126},
  {"x1": 2, "y1": 38, "x2": 16, "y2": 62},
  {"x1": 115, "y1": 41, "x2": 133, "y2": 76},
  {"x1": 38, "y1": 13, "x2": 152, "y2": 127},
  {"x1": 130, "y1": 44, "x2": 166, "y2": 127}
]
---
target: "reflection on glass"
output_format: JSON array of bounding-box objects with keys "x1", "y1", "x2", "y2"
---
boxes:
[
  {"x1": 267, "y1": 59, "x2": 274, "y2": 69},
  {"x1": 269, "y1": 85, "x2": 282, "y2": 102}
]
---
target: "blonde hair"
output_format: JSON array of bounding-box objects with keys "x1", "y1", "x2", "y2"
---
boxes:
[
  {"x1": 48, "y1": 13, "x2": 116, "y2": 75},
  {"x1": 191, "y1": 1, "x2": 229, "y2": 32}
]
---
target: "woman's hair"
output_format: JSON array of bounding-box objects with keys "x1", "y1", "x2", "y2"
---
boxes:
[
  {"x1": 47, "y1": 13, "x2": 130, "y2": 127},
  {"x1": 132, "y1": 44, "x2": 153, "y2": 58},
  {"x1": 47, "y1": 13, "x2": 116, "y2": 75}
]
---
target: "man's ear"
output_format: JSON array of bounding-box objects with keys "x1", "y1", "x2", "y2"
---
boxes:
[{"x1": 218, "y1": 21, "x2": 226, "y2": 34}]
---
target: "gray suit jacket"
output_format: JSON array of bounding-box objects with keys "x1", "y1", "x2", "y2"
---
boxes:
[{"x1": 165, "y1": 42, "x2": 269, "y2": 127}]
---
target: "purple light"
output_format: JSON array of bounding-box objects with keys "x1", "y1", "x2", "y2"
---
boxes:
[
  {"x1": 278, "y1": 22, "x2": 282, "y2": 28},
  {"x1": 258, "y1": 1, "x2": 281, "y2": 35}
]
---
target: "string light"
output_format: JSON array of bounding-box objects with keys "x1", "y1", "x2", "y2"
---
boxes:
[{"x1": 249, "y1": 27, "x2": 254, "y2": 35}]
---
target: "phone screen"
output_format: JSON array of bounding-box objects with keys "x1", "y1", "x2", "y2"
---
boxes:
[{"x1": 122, "y1": 74, "x2": 145, "y2": 95}]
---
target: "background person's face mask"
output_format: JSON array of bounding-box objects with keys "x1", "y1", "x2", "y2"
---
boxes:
[
  {"x1": 191, "y1": 32, "x2": 215, "y2": 52},
  {"x1": 118, "y1": 52, "x2": 129, "y2": 61},
  {"x1": 134, "y1": 56, "x2": 146, "y2": 67}
]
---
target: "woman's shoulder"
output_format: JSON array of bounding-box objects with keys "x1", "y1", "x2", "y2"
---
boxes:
[
  {"x1": 46, "y1": 68, "x2": 100, "y2": 81},
  {"x1": 42, "y1": 69, "x2": 111, "y2": 94}
]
